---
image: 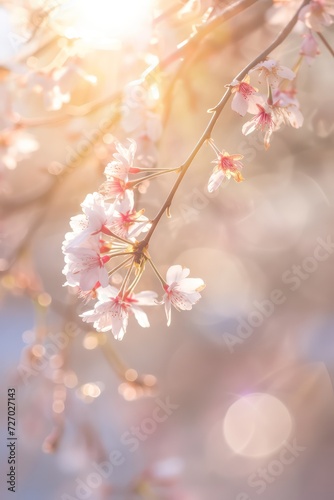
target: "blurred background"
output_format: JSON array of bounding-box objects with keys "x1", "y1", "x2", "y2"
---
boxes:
[{"x1": 1, "y1": 0, "x2": 334, "y2": 499}]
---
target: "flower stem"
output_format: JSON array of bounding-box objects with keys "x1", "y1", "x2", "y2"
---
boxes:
[
  {"x1": 148, "y1": 258, "x2": 167, "y2": 287},
  {"x1": 128, "y1": 169, "x2": 179, "y2": 188},
  {"x1": 119, "y1": 258, "x2": 135, "y2": 296},
  {"x1": 126, "y1": 266, "x2": 145, "y2": 295},
  {"x1": 108, "y1": 257, "x2": 133, "y2": 279}
]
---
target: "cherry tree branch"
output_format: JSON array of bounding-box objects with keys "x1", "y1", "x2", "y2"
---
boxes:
[
  {"x1": 144, "y1": 0, "x2": 260, "y2": 79},
  {"x1": 142, "y1": 0, "x2": 310, "y2": 246},
  {"x1": 317, "y1": 32, "x2": 334, "y2": 58}
]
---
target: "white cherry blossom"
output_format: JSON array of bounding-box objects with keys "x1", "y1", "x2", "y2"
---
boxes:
[
  {"x1": 64, "y1": 192, "x2": 115, "y2": 250},
  {"x1": 81, "y1": 286, "x2": 157, "y2": 340},
  {"x1": 162, "y1": 265, "x2": 205, "y2": 326},
  {"x1": 250, "y1": 59, "x2": 295, "y2": 88},
  {"x1": 299, "y1": 0, "x2": 334, "y2": 31},
  {"x1": 111, "y1": 190, "x2": 151, "y2": 239},
  {"x1": 230, "y1": 75, "x2": 259, "y2": 116},
  {"x1": 104, "y1": 139, "x2": 138, "y2": 180},
  {"x1": 300, "y1": 32, "x2": 320, "y2": 64},
  {"x1": 63, "y1": 237, "x2": 110, "y2": 291}
]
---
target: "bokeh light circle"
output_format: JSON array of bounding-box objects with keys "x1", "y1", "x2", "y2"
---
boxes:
[{"x1": 223, "y1": 393, "x2": 292, "y2": 457}]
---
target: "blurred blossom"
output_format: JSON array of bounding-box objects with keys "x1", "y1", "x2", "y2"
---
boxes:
[{"x1": 24, "y1": 59, "x2": 97, "y2": 111}]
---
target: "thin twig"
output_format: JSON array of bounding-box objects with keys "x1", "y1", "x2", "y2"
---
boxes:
[
  {"x1": 141, "y1": 0, "x2": 310, "y2": 245},
  {"x1": 317, "y1": 32, "x2": 334, "y2": 58},
  {"x1": 143, "y1": 0, "x2": 260, "y2": 79}
]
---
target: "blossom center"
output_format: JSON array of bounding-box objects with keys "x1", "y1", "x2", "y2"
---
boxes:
[
  {"x1": 219, "y1": 155, "x2": 236, "y2": 172},
  {"x1": 239, "y1": 82, "x2": 254, "y2": 98}
]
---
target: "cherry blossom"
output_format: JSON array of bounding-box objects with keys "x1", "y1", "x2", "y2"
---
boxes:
[
  {"x1": 0, "y1": 127, "x2": 39, "y2": 171},
  {"x1": 273, "y1": 89, "x2": 304, "y2": 129},
  {"x1": 121, "y1": 81, "x2": 162, "y2": 162},
  {"x1": 63, "y1": 237, "x2": 110, "y2": 291},
  {"x1": 100, "y1": 177, "x2": 129, "y2": 200},
  {"x1": 63, "y1": 192, "x2": 115, "y2": 250},
  {"x1": 242, "y1": 92, "x2": 303, "y2": 149},
  {"x1": 230, "y1": 75, "x2": 259, "y2": 116},
  {"x1": 81, "y1": 286, "x2": 158, "y2": 340},
  {"x1": 299, "y1": 0, "x2": 334, "y2": 31},
  {"x1": 242, "y1": 102, "x2": 277, "y2": 149},
  {"x1": 300, "y1": 32, "x2": 320, "y2": 64},
  {"x1": 208, "y1": 146, "x2": 245, "y2": 192},
  {"x1": 162, "y1": 265, "x2": 205, "y2": 326},
  {"x1": 25, "y1": 59, "x2": 97, "y2": 111},
  {"x1": 100, "y1": 140, "x2": 138, "y2": 200},
  {"x1": 250, "y1": 59, "x2": 295, "y2": 88},
  {"x1": 104, "y1": 139, "x2": 138, "y2": 179},
  {"x1": 111, "y1": 190, "x2": 151, "y2": 239}
]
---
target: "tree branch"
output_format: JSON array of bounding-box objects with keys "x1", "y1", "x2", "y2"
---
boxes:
[{"x1": 142, "y1": 0, "x2": 309, "y2": 245}]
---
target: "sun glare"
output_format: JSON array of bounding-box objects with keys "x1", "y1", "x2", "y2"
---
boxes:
[{"x1": 52, "y1": 0, "x2": 154, "y2": 47}]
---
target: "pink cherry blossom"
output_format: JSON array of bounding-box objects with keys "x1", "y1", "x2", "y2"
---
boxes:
[
  {"x1": 162, "y1": 265, "x2": 205, "y2": 326},
  {"x1": 64, "y1": 192, "x2": 115, "y2": 250},
  {"x1": 299, "y1": 0, "x2": 334, "y2": 31},
  {"x1": 99, "y1": 178, "x2": 129, "y2": 200},
  {"x1": 242, "y1": 92, "x2": 303, "y2": 149},
  {"x1": 121, "y1": 82, "x2": 162, "y2": 142},
  {"x1": 300, "y1": 32, "x2": 320, "y2": 64},
  {"x1": 230, "y1": 75, "x2": 259, "y2": 116},
  {"x1": 208, "y1": 146, "x2": 245, "y2": 193},
  {"x1": 242, "y1": 102, "x2": 277, "y2": 149},
  {"x1": 104, "y1": 139, "x2": 138, "y2": 180},
  {"x1": 0, "y1": 127, "x2": 39, "y2": 171},
  {"x1": 273, "y1": 89, "x2": 304, "y2": 129},
  {"x1": 81, "y1": 286, "x2": 157, "y2": 340},
  {"x1": 100, "y1": 140, "x2": 139, "y2": 200},
  {"x1": 63, "y1": 237, "x2": 110, "y2": 291},
  {"x1": 111, "y1": 190, "x2": 151, "y2": 239},
  {"x1": 25, "y1": 59, "x2": 97, "y2": 111},
  {"x1": 250, "y1": 59, "x2": 295, "y2": 88}
]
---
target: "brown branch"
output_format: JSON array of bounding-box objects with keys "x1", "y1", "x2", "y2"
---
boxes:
[
  {"x1": 141, "y1": 0, "x2": 310, "y2": 245},
  {"x1": 317, "y1": 32, "x2": 334, "y2": 58},
  {"x1": 144, "y1": 0, "x2": 260, "y2": 80}
]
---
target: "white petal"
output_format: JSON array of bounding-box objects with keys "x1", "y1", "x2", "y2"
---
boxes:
[
  {"x1": 170, "y1": 291, "x2": 193, "y2": 311},
  {"x1": 80, "y1": 269, "x2": 100, "y2": 291},
  {"x1": 208, "y1": 169, "x2": 224, "y2": 193},
  {"x1": 133, "y1": 290, "x2": 158, "y2": 306},
  {"x1": 164, "y1": 298, "x2": 172, "y2": 327},
  {"x1": 276, "y1": 65, "x2": 295, "y2": 80},
  {"x1": 231, "y1": 93, "x2": 248, "y2": 116},
  {"x1": 166, "y1": 265, "x2": 189, "y2": 285},
  {"x1": 177, "y1": 278, "x2": 205, "y2": 293},
  {"x1": 97, "y1": 285, "x2": 119, "y2": 301},
  {"x1": 132, "y1": 306, "x2": 150, "y2": 328},
  {"x1": 97, "y1": 267, "x2": 110, "y2": 288},
  {"x1": 242, "y1": 119, "x2": 257, "y2": 136},
  {"x1": 111, "y1": 311, "x2": 128, "y2": 340}
]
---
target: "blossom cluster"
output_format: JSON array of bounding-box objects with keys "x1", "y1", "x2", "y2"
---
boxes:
[
  {"x1": 206, "y1": 0, "x2": 334, "y2": 192},
  {"x1": 206, "y1": 58, "x2": 303, "y2": 192},
  {"x1": 272, "y1": 0, "x2": 334, "y2": 63},
  {"x1": 62, "y1": 140, "x2": 205, "y2": 340},
  {"x1": 61, "y1": 0, "x2": 334, "y2": 340}
]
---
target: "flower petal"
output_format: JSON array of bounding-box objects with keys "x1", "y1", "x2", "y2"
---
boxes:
[
  {"x1": 231, "y1": 93, "x2": 248, "y2": 116},
  {"x1": 166, "y1": 265, "x2": 189, "y2": 285}
]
